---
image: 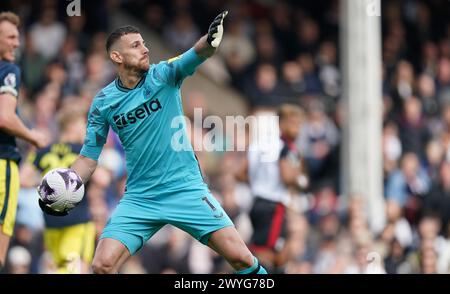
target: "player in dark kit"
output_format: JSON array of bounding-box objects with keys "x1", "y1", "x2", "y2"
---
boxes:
[{"x1": 0, "y1": 11, "x2": 48, "y2": 269}]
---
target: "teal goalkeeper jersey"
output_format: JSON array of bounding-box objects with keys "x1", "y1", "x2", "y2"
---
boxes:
[{"x1": 81, "y1": 48, "x2": 207, "y2": 196}]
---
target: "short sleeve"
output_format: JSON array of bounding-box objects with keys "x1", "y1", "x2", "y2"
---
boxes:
[
  {"x1": 80, "y1": 97, "x2": 110, "y2": 161},
  {"x1": 153, "y1": 47, "x2": 206, "y2": 87},
  {"x1": 0, "y1": 63, "x2": 21, "y2": 98}
]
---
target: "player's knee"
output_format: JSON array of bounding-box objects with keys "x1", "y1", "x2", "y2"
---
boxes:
[{"x1": 92, "y1": 256, "x2": 115, "y2": 274}]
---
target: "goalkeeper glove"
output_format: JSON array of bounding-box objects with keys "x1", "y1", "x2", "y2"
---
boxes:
[
  {"x1": 207, "y1": 11, "x2": 228, "y2": 48},
  {"x1": 38, "y1": 198, "x2": 69, "y2": 216}
]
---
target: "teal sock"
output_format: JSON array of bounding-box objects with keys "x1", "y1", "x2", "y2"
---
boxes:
[{"x1": 235, "y1": 256, "x2": 268, "y2": 274}]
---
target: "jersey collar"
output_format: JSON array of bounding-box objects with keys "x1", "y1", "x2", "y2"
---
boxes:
[{"x1": 115, "y1": 72, "x2": 146, "y2": 92}]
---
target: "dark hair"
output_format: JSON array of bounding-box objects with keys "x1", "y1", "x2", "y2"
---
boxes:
[{"x1": 106, "y1": 25, "x2": 140, "y2": 52}]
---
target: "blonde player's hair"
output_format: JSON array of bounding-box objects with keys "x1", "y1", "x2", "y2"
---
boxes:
[
  {"x1": 277, "y1": 103, "x2": 304, "y2": 122},
  {"x1": 0, "y1": 12, "x2": 20, "y2": 27}
]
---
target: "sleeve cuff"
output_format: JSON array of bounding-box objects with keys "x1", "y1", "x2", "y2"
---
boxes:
[
  {"x1": 0, "y1": 85, "x2": 18, "y2": 97},
  {"x1": 80, "y1": 145, "x2": 102, "y2": 162},
  {"x1": 179, "y1": 47, "x2": 205, "y2": 76}
]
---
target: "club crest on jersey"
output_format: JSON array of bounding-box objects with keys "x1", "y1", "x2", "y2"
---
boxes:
[
  {"x1": 144, "y1": 88, "x2": 152, "y2": 97},
  {"x1": 4, "y1": 73, "x2": 16, "y2": 87},
  {"x1": 113, "y1": 98, "x2": 162, "y2": 129}
]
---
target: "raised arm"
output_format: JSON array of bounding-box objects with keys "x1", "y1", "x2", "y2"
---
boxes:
[
  {"x1": 152, "y1": 12, "x2": 228, "y2": 88},
  {"x1": 194, "y1": 11, "x2": 228, "y2": 59}
]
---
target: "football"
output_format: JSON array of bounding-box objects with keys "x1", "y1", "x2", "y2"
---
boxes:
[{"x1": 37, "y1": 168, "x2": 85, "y2": 216}]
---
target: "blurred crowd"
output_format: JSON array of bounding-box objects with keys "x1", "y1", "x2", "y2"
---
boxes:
[{"x1": 1, "y1": 0, "x2": 450, "y2": 274}]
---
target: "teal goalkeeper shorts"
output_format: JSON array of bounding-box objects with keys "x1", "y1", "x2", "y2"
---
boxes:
[{"x1": 100, "y1": 187, "x2": 234, "y2": 255}]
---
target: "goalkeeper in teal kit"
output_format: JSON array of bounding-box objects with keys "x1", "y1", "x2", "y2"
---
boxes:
[{"x1": 68, "y1": 12, "x2": 267, "y2": 274}]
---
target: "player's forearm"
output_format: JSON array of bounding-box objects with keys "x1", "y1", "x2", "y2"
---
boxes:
[
  {"x1": 194, "y1": 35, "x2": 216, "y2": 59},
  {"x1": 71, "y1": 155, "x2": 98, "y2": 184},
  {"x1": 0, "y1": 112, "x2": 37, "y2": 145},
  {"x1": 279, "y1": 159, "x2": 308, "y2": 190},
  {"x1": 19, "y1": 163, "x2": 41, "y2": 188},
  {"x1": 279, "y1": 159, "x2": 299, "y2": 185}
]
